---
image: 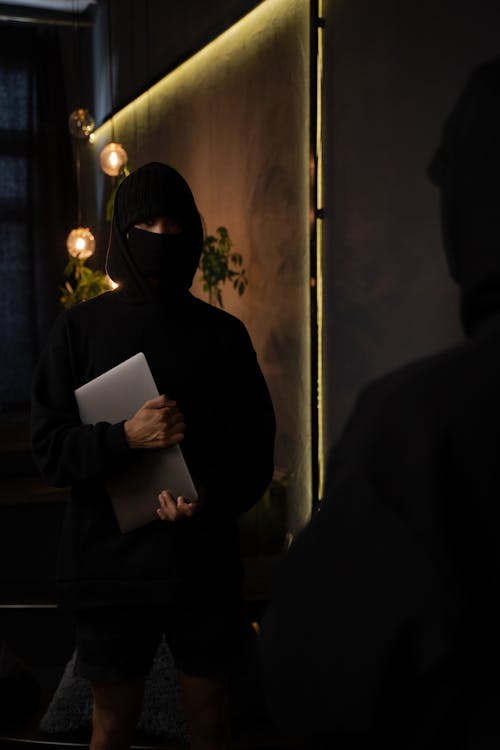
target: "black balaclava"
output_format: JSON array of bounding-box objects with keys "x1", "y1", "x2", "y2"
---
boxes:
[
  {"x1": 106, "y1": 162, "x2": 204, "y2": 303},
  {"x1": 428, "y1": 59, "x2": 500, "y2": 336}
]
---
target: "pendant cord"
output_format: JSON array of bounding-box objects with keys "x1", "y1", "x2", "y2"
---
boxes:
[
  {"x1": 72, "y1": 0, "x2": 82, "y2": 227},
  {"x1": 76, "y1": 140, "x2": 82, "y2": 226},
  {"x1": 107, "y1": 0, "x2": 115, "y2": 141},
  {"x1": 144, "y1": 0, "x2": 152, "y2": 142}
]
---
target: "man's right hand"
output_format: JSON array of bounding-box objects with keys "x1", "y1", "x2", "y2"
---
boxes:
[{"x1": 123, "y1": 395, "x2": 186, "y2": 450}]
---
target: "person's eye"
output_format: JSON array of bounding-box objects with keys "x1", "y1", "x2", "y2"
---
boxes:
[{"x1": 144, "y1": 219, "x2": 155, "y2": 227}]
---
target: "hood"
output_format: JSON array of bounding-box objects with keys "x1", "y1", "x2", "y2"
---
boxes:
[
  {"x1": 105, "y1": 162, "x2": 204, "y2": 303},
  {"x1": 428, "y1": 59, "x2": 500, "y2": 336}
]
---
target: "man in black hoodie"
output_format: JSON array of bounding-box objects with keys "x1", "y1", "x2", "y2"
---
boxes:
[
  {"x1": 31, "y1": 163, "x2": 275, "y2": 750},
  {"x1": 258, "y1": 61, "x2": 500, "y2": 748}
]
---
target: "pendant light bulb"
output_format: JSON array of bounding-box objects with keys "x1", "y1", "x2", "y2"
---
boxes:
[
  {"x1": 66, "y1": 227, "x2": 96, "y2": 259},
  {"x1": 99, "y1": 142, "x2": 128, "y2": 176},
  {"x1": 68, "y1": 108, "x2": 96, "y2": 140}
]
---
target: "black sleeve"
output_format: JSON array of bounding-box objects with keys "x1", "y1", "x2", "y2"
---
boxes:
[
  {"x1": 203, "y1": 320, "x2": 276, "y2": 519},
  {"x1": 31, "y1": 312, "x2": 132, "y2": 487},
  {"x1": 257, "y1": 380, "x2": 460, "y2": 744},
  {"x1": 257, "y1": 470, "x2": 456, "y2": 743}
]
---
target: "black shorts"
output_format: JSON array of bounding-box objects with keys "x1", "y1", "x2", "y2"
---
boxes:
[{"x1": 74, "y1": 597, "x2": 246, "y2": 682}]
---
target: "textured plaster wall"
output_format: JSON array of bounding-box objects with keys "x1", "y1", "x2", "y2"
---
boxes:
[{"x1": 89, "y1": 0, "x2": 312, "y2": 535}]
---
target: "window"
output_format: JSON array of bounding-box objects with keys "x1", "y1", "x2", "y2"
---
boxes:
[
  {"x1": 0, "y1": 24, "x2": 76, "y2": 408},
  {"x1": 0, "y1": 44, "x2": 34, "y2": 405}
]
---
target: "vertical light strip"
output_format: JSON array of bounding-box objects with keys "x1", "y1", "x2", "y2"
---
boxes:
[{"x1": 316, "y1": 0, "x2": 325, "y2": 499}]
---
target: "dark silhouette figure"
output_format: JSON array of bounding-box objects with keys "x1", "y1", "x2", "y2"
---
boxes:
[
  {"x1": 32, "y1": 163, "x2": 275, "y2": 750},
  {"x1": 258, "y1": 60, "x2": 500, "y2": 748}
]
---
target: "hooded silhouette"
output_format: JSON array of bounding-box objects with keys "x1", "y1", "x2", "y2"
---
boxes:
[
  {"x1": 429, "y1": 59, "x2": 500, "y2": 336},
  {"x1": 106, "y1": 162, "x2": 204, "y2": 301},
  {"x1": 31, "y1": 163, "x2": 275, "y2": 624},
  {"x1": 259, "y1": 60, "x2": 500, "y2": 748}
]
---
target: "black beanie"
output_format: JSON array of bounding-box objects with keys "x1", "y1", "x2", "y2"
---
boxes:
[
  {"x1": 106, "y1": 162, "x2": 204, "y2": 302},
  {"x1": 115, "y1": 162, "x2": 201, "y2": 235},
  {"x1": 427, "y1": 59, "x2": 500, "y2": 334}
]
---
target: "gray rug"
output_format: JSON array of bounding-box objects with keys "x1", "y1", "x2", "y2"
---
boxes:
[{"x1": 40, "y1": 636, "x2": 189, "y2": 743}]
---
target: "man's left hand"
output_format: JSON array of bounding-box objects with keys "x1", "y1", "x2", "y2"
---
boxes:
[{"x1": 157, "y1": 490, "x2": 201, "y2": 521}]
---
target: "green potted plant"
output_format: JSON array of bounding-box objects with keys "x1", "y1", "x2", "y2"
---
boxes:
[
  {"x1": 60, "y1": 256, "x2": 114, "y2": 309},
  {"x1": 199, "y1": 225, "x2": 248, "y2": 307}
]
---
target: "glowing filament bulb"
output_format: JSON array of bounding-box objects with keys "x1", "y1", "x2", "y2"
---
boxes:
[
  {"x1": 66, "y1": 227, "x2": 96, "y2": 259},
  {"x1": 99, "y1": 142, "x2": 128, "y2": 176}
]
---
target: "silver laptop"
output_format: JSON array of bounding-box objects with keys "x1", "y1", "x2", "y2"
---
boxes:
[{"x1": 74, "y1": 352, "x2": 198, "y2": 533}]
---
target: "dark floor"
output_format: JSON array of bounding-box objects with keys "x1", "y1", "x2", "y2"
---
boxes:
[
  {"x1": 0, "y1": 409, "x2": 300, "y2": 750},
  {"x1": 0, "y1": 604, "x2": 302, "y2": 750}
]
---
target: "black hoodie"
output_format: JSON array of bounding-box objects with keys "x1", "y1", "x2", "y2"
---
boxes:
[
  {"x1": 31, "y1": 163, "x2": 276, "y2": 611},
  {"x1": 429, "y1": 59, "x2": 500, "y2": 336}
]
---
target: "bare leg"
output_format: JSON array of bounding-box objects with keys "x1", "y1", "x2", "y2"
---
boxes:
[
  {"x1": 178, "y1": 671, "x2": 231, "y2": 750},
  {"x1": 89, "y1": 678, "x2": 145, "y2": 750}
]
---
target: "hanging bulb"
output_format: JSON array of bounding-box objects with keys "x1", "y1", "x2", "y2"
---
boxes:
[
  {"x1": 68, "y1": 108, "x2": 96, "y2": 140},
  {"x1": 66, "y1": 227, "x2": 96, "y2": 259},
  {"x1": 99, "y1": 142, "x2": 128, "y2": 176}
]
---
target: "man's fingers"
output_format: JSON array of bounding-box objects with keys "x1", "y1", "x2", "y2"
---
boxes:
[
  {"x1": 177, "y1": 496, "x2": 197, "y2": 517},
  {"x1": 145, "y1": 417, "x2": 186, "y2": 449},
  {"x1": 144, "y1": 395, "x2": 177, "y2": 410},
  {"x1": 157, "y1": 492, "x2": 199, "y2": 522},
  {"x1": 159, "y1": 489, "x2": 177, "y2": 507},
  {"x1": 158, "y1": 409, "x2": 184, "y2": 425},
  {"x1": 157, "y1": 490, "x2": 179, "y2": 521},
  {"x1": 126, "y1": 395, "x2": 185, "y2": 451},
  {"x1": 157, "y1": 422, "x2": 186, "y2": 447},
  {"x1": 149, "y1": 434, "x2": 184, "y2": 450},
  {"x1": 165, "y1": 421, "x2": 186, "y2": 437},
  {"x1": 165, "y1": 433, "x2": 185, "y2": 447},
  {"x1": 144, "y1": 395, "x2": 167, "y2": 409}
]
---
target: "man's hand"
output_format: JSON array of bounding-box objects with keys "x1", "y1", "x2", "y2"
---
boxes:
[
  {"x1": 156, "y1": 490, "x2": 201, "y2": 522},
  {"x1": 124, "y1": 395, "x2": 185, "y2": 450}
]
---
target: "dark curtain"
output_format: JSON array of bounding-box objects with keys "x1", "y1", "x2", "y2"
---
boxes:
[{"x1": 0, "y1": 24, "x2": 76, "y2": 408}]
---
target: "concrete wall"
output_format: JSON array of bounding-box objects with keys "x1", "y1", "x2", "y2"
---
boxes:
[{"x1": 322, "y1": 0, "x2": 500, "y2": 448}]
